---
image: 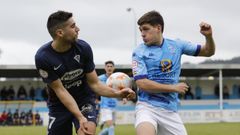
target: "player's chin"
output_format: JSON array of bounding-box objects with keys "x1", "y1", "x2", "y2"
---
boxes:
[
  {"x1": 143, "y1": 39, "x2": 147, "y2": 43},
  {"x1": 144, "y1": 41, "x2": 151, "y2": 45},
  {"x1": 74, "y1": 37, "x2": 78, "y2": 41}
]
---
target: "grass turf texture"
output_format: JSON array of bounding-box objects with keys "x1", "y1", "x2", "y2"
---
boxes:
[{"x1": 0, "y1": 122, "x2": 239, "y2": 135}]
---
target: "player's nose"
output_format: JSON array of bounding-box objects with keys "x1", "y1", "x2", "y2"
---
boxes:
[{"x1": 76, "y1": 26, "x2": 80, "y2": 32}]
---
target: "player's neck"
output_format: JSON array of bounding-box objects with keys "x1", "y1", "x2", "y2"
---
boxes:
[
  {"x1": 156, "y1": 36, "x2": 163, "y2": 45},
  {"x1": 148, "y1": 38, "x2": 163, "y2": 46},
  {"x1": 160, "y1": 37, "x2": 163, "y2": 45},
  {"x1": 52, "y1": 40, "x2": 72, "y2": 53},
  {"x1": 106, "y1": 73, "x2": 112, "y2": 77}
]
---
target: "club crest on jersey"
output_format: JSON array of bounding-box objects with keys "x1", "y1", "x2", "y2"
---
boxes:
[
  {"x1": 39, "y1": 69, "x2": 48, "y2": 78},
  {"x1": 74, "y1": 55, "x2": 80, "y2": 63},
  {"x1": 160, "y1": 59, "x2": 172, "y2": 72}
]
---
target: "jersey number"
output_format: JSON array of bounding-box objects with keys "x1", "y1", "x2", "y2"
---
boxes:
[{"x1": 48, "y1": 116, "x2": 56, "y2": 129}]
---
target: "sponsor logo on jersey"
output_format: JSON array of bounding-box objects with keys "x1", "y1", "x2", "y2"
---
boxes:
[
  {"x1": 61, "y1": 69, "x2": 83, "y2": 81},
  {"x1": 61, "y1": 69, "x2": 84, "y2": 89},
  {"x1": 39, "y1": 69, "x2": 48, "y2": 78},
  {"x1": 151, "y1": 71, "x2": 176, "y2": 79},
  {"x1": 64, "y1": 80, "x2": 82, "y2": 89}
]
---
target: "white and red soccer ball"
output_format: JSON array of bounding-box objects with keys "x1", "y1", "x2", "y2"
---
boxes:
[{"x1": 106, "y1": 72, "x2": 132, "y2": 90}]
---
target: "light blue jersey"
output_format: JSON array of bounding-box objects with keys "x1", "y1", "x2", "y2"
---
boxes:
[
  {"x1": 132, "y1": 38, "x2": 201, "y2": 112},
  {"x1": 98, "y1": 74, "x2": 117, "y2": 109}
]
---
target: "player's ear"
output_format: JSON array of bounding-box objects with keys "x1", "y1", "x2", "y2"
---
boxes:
[
  {"x1": 156, "y1": 24, "x2": 162, "y2": 32},
  {"x1": 153, "y1": 24, "x2": 161, "y2": 33},
  {"x1": 55, "y1": 29, "x2": 64, "y2": 38}
]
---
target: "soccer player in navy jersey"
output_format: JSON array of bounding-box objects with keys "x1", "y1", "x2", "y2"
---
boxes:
[
  {"x1": 35, "y1": 10, "x2": 135, "y2": 135},
  {"x1": 132, "y1": 11, "x2": 215, "y2": 135}
]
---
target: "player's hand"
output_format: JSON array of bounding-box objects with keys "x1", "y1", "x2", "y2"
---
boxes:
[
  {"x1": 117, "y1": 88, "x2": 136, "y2": 100},
  {"x1": 200, "y1": 22, "x2": 212, "y2": 37},
  {"x1": 79, "y1": 117, "x2": 94, "y2": 135},
  {"x1": 173, "y1": 82, "x2": 189, "y2": 94}
]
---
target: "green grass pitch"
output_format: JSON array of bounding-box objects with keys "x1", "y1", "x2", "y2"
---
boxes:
[{"x1": 0, "y1": 122, "x2": 239, "y2": 135}]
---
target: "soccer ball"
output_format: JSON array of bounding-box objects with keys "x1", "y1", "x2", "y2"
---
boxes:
[{"x1": 106, "y1": 72, "x2": 132, "y2": 90}]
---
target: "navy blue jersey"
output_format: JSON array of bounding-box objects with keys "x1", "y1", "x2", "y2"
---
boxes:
[{"x1": 35, "y1": 39, "x2": 96, "y2": 110}]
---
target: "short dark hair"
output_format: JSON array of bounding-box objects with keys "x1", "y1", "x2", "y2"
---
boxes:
[
  {"x1": 137, "y1": 10, "x2": 164, "y2": 32},
  {"x1": 47, "y1": 10, "x2": 73, "y2": 38},
  {"x1": 105, "y1": 60, "x2": 114, "y2": 66}
]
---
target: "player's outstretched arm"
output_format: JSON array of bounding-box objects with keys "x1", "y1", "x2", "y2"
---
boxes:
[
  {"x1": 49, "y1": 79, "x2": 93, "y2": 135},
  {"x1": 86, "y1": 70, "x2": 136, "y2": 100},
  {"x1": 198, "y1": 22, "x2": 215, "y2": 57},
  {"x1": 136, "y1": 78, "x2": 189, "y2": 94}
]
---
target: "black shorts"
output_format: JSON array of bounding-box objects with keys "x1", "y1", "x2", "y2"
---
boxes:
[{"x1": 47, "y1": 103, "x2": 97, "y2": 135}]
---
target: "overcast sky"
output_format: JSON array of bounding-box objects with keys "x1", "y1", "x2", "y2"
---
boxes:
[{"x1": 0, "y1": 0, "x2": 239, "y2": 65}]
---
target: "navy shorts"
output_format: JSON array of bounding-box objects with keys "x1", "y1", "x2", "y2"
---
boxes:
[{"x1": 47, "y1": 103, "x2": 97, "y2": 135}]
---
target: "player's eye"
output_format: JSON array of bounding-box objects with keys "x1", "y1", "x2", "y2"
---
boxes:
[
  {"x1": 71, "y1": 23, "x2": 76, "y2": 28},
  {"x1": 142, "y1": 27, "x2": 149, "y2": 31}
]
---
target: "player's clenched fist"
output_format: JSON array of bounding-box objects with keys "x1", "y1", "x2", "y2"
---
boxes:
[
  {"x1": 173, "y1": 82, "x2": 189, "y2": 94},
  {"x1": 200, "y1": 22, "x2": 213, "y2": 37}
]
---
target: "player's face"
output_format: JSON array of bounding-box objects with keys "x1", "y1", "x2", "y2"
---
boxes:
[
  {"x1": 61, "y1": 17, "x2": 80, "y2": 43},
  {"x1": 139, "y1": 23, "x2": 162, "y2": 45},
  {"x1": 105, "y1": 64, "x2": 115, "y2": 76}
]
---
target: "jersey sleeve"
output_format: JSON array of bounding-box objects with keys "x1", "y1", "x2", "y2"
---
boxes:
[
  {"x1": 132, "y1": 50, "x2": 148, "y2": 81},
  {"x1": 35, "y1": 53, "x2": 58, "y2": 84},
  {"x1": 178, "y1": 39, "x2": 201, "y2": 56}
]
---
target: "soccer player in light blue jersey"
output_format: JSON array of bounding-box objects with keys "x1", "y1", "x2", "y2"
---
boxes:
[
  {"x1": 132, "y1": 11, "x2": 215, "y2": 135},
  {"x1": 98, "y1": 60, "x2": 117, "y2": 135}
]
